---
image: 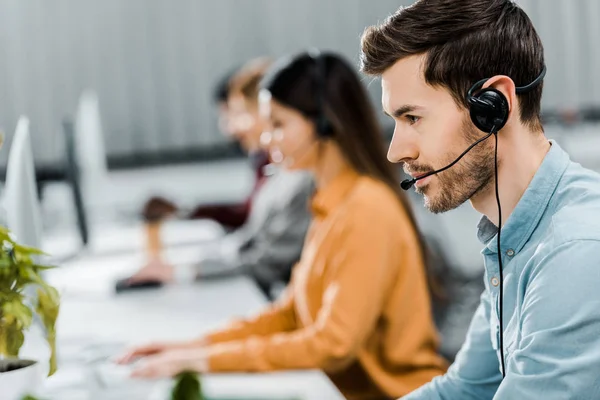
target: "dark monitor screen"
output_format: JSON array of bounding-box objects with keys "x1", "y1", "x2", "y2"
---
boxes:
[{"x1": 62, "y1": 118, "x2": 89, "y2": 247}]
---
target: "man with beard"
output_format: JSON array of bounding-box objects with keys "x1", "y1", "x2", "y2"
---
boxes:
[{"x1": 360, "y1": 0, "x2": 600, "y2": 399}]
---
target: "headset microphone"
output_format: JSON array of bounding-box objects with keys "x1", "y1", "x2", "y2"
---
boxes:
[
  {"x1": 401, "y1": 130, "x2": 495, "y2": 190},
  {"x1": 400, "y1": 66, "x2": 546, "y2": 193},
  {"x1": 400, "y1": 178, "x2": 416, "y2": 191}
]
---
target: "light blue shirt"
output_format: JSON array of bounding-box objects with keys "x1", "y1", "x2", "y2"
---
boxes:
[{"x1": 404, "y1": 141, "x2": 600, "y2": 400}]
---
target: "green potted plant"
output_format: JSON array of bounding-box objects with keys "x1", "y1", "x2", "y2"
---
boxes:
[
  {"x1": 0, "y1": 226, "x2": 60, "y2": 400},
  {"x1": 171, "y1": 371, "x2": 204, "y2": 400}
]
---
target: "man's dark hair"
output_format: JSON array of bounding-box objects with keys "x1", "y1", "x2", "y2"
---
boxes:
[{"x1": 360, "y1": 0, "x2": 545, "y2": 131}]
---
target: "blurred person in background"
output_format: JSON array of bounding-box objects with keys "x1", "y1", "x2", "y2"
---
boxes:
[
  {"x1": 119, "y1": 51, "x2": 447, "y2": 400},
  {"x1": 142, "y1": 62, "x2": 269, "y2": 229},
  {"x1": 122, "y1": 57, "x2": 314, "y2": 298}
]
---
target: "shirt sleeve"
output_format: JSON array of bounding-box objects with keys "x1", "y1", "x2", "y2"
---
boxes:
[
  {"x1": 203, "y1": 287, "x2": 297, "y2": 345},
  {"x1": 205, "y1": 204, "x2": 398, "y2": 373},
  {"x1": 197, "y1": 175, "x2": 312, "y2": 291},
  {"x1": 403, "y1": 290, "x2": 502, "y2": 400},
  {"x1": 237, "y1": 176, "x2": 312, "y2": 288},
  {"x1": 187, "y1": 203, "x2": 250, "y2": 229}
]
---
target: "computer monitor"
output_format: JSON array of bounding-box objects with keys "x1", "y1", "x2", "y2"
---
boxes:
[
  {"x1": 4, "y1": 116, "x2": 43, "y2": 248},
  {"x1": 75, "y1": 90, "x2": 108, "y2": 180},
  {"x1": 63, "y1": 117, "x2": 89, "y2": 247}
]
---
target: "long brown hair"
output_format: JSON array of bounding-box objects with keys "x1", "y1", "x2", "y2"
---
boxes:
[{"x1": 260, "y1": 51, "x2": 444, "y2": 300}]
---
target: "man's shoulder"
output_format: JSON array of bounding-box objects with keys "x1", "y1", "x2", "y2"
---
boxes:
[{"x1": 550, "y1": 161, "x2": 600, "y2": 244}]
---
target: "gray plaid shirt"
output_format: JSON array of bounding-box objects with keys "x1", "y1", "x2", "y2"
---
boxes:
[{"x1": 196, "y1": 167, "x2": 314, "y2": 293}]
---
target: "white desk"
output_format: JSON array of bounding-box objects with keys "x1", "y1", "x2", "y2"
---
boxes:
[
  {"x1": 43, "y1": 218, "x2": 226, "y2": 261},
  {"x1": 53, "y1": 277, "x2": 267, "y2": 343},
  {"x1": 36, "y1": 243, "x2": 344, "y2": 400},
  {"x1": 40, "y1": 159, "x2": 254, "y2": 234}
]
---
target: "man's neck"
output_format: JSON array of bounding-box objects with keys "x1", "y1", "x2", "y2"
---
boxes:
[{"x1": 471, "y1": 131, "x2": 551, "y2": 227}]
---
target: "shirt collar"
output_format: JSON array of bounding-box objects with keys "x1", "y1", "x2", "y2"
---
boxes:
[
  {"x1": 311, "y1": 168, "x2": 360, "y2": 218},
  {"x1": 477, "y1": 140, "x2": 570, "y2": 255}
]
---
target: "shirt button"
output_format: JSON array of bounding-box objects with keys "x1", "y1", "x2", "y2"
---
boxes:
[
  {"x1": 506, "y1": 249, "x2": 515, "y2": 257},
  {"x1": 491, "y1": 277, "x2": 500, "y2": 287}
]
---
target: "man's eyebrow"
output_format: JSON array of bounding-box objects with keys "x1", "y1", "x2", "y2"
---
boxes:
[{"x1": 383, "y1": 104, "x2": 423, "y2": 118}]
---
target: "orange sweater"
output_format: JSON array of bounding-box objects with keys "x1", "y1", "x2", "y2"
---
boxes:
[{"x1": 203, "y1": 170, "x2": 447, "y2": 399}]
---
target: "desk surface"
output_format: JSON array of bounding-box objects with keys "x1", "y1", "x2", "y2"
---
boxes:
[
  {"x1": 36, "y1": 243, "x2": 344, "y2": 400},
  {"x1": 54, "y1": 277, "x2": 267, "y2": 343},
  {"x1": 43, "y1": 218, "x2": 226, "y2": 261}
]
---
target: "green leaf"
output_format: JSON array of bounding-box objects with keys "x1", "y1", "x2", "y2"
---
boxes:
[
  {"x1": 171, "y1": 371, "x2": 204, "y2": 400},
  {"x1": 0, "y1": 321, "x2": 25, "y2": 357},
  {"x1": 32, "y1": 264, "x2": 56, "y2": 271},
  {"x1": 36, "y1": 286, "x2": 60, "y2": 376},
  {"x1": 21, "y1": 395, "x2": 43, "y2": 400},
  {"x1": 0, "y1": 229, "x2": 12, "y2": 243},
  {"x1": 2, "y1": 298, "x2": 33, "y2": 329},
  {"x1": 13, "y1": 243, "x2": 47, "y2": 257},
  {"x1": 36, "y1": 287, "x2": 60, "y2": 325},
  {"x1": 18, "y1": 266, "x2": 37, "y2": 284},
  {"x1": 35, "y1": 292, "x2": 59, "y2": 374},
  {"x1": 46, "y1": 329, "x2": 57, "y2": 376},
  {"x1": 0, "y1": 226, "x2": 59, "y2": 376},
  {"x1": 22, "y1": 270, "x2": 45, "y2": 288}
]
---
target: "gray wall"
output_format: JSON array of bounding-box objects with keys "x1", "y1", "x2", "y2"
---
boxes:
[{"x1": 0, "y1": 0, "x2": 596, "y2": 166}]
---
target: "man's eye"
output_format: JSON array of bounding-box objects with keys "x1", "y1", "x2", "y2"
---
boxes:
[{"x1": 406, "y1": 115, "x2": 420, "y2": 125}]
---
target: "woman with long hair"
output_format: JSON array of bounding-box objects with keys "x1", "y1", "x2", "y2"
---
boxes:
[{"x1": 119, "y1": 51, "x2": 447, "y2": 399}]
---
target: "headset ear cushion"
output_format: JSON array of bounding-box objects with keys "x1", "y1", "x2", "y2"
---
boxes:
[
  {"x1": 469, "y1": 88, "x2": 509, "y2": 133},
  {"x1": 316, "y1": 115, "x2": 334, "y2": 138}
]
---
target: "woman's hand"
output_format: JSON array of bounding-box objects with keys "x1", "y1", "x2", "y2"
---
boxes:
[
  {"x1": 129, "y1": 348, "x2": 209, "y2": 379},
  {"x1": 126, "y1": 259, "x2": 174, "y2": 284},
  {"x1": 116, "y1": 340, "x2": 195, "y2": 365}
]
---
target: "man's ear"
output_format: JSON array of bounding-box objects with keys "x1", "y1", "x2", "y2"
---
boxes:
[{"x1": 482, "y1": 75, "x2": 517, "y2": 120}]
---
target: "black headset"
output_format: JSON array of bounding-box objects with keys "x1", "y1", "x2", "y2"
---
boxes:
[
  {"x1": 308, "y1": 50, "x2": 334, "y2": 138},
  {"x1": 466, "y1": 65, "x2": 546, "y2": 379},
  {"x1": 467, "y1": 66, "x2": 547, "y2": 133}
]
